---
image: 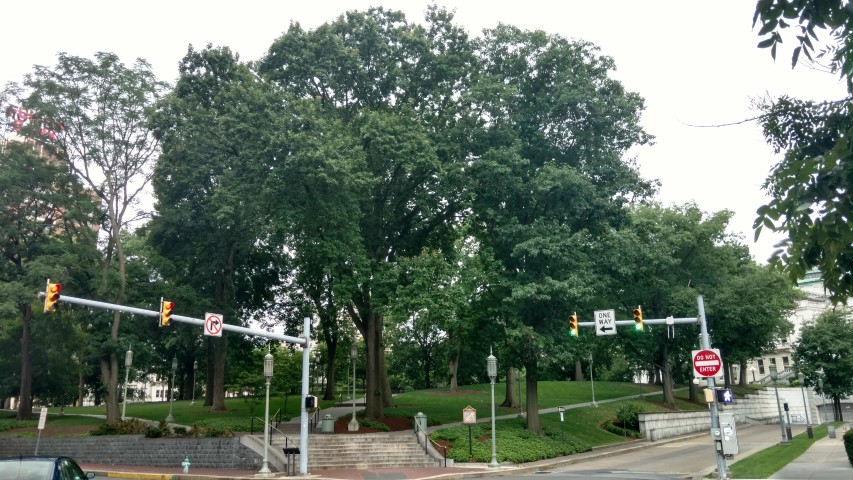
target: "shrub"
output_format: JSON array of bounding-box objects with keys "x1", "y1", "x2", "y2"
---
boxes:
[
  {"x1": 429, "y1": 418, "x2": 590, "y2": 463},
  {"x1": 359, "y1": 419, "x2": 390, "y2": 432},
  {"x1": 601, "y1": 420, "x2": 643, "y2": 438},
  {"x1": 90, "y1": 423, "x2": 118, "y2": 436},
  {"x1": 0, "y1": 419, "x2": 36, "y2": 433},
  {"x1": 615, "y1": 402, "x2": 642, "y2": 431},
  {"x1": 844, "y1": 428, "x2": 853, "y2": 466}
]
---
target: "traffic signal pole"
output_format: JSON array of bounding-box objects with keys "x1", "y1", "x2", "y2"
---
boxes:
[
  {"x1": 698, "y1": 295, "x2": 728, "y2": 480},
  {"x1": 41, "y1": 291, "x2": 312, "y2": 475},
  {"x1": 49, "y1": 293, "x2": 307, "y2": 346},
  {"x1": 577, "y1": 317, "x2": 698, "y2": 328}
]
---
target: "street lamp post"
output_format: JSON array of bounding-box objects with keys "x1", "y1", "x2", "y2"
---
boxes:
[
  {"x1": 165, "y1": 356, "x2": 177, "y2": 423},
  {"x1": 259, "y1": 351, "x2": 274, "y2": 476},
  {"x1": 487, "y1": 349, "x2": 499, "y2": 468},
  {"x1": 769, "y1": 365, "x2": 789, "y2": 444},
  {"x1": 348, "y1": 344, "x2": 359, "y2": 431},
  {"x1": 589, "y1": 353, "x2": 597, "y2": 407},
  {"x1": 121, "y1": 348, "x2": 133, "y2": 420},
  {"x1": 817, "y1": 371, "x2": 826, "y2": 423},
  {"x1": 191, "y1": 360, "x2": 198, "y2": 405},
  {"x1": 798, "y1": 373, "x2": 813, "y2": 438}
]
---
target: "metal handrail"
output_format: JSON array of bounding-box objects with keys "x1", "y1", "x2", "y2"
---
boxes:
[{"x1": 413, "y1": 418, "x2": 447, "y2": 467}]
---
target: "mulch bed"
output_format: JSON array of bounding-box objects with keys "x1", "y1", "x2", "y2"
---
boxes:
[{"x1": 333, "y1": 415, "x2": 413, "y2": 433}]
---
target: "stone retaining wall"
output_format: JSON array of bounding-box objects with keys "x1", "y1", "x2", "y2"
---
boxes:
[
  {"x1": 639, "y1": 387, "x2": 821, "y2": 441},
  {"x1": 0, "y1": 435, "x2": 262, "y2": 470}
]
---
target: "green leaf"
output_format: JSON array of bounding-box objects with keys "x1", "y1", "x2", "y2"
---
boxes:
[
  {"x1": 757, "y1": 37, "x2": 776, "y2": 49},
  {"x1": 758, "y1": 19, "x2": 778, "y2": 36}
]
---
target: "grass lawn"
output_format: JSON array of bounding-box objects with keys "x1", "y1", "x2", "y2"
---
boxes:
[
  {"x1": 24, "y1": 381, "x2": 703, "y2": 442},
  {"x1": 729, "y1": 423, "x2": 831, "y2": 479}
]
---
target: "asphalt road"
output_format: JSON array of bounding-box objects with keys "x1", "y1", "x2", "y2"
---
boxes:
[{"x1": 551, "y1": 423, "x2": 801, "y2": 479}]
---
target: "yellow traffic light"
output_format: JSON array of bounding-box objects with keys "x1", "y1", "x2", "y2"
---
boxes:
[
  {"x1": 633, "y1": 306, "x2": 643, "y2": 331},
  {"x1": 160, "y1": 300, "x2": 174, "y2": 327},
  {"x1": 43, "y1": 281, "x2": 61, "y2": 313},
  {"x1": 568, "y1": 312, "x2": 579, "y2": 336}
]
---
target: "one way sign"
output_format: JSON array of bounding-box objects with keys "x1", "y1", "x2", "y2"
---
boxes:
[{"x1": 594, "y1": 309, "x2": 616, "y2": 336}]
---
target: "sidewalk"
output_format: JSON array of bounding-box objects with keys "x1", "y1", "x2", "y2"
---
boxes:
[
  {"x1": 79, "y1": 431, "x2": 683, "y2": 480},
  {"x1": 79, "y1": 426, "x2": 853, "y2": 480},
  {"x1": 769, "y1": 433, "x2": 851, "y2": 480}
]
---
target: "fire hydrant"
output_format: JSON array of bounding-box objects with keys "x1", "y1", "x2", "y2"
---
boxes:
[{"x1": 182, "y1": 455, "x2": 191, "y2": 473}]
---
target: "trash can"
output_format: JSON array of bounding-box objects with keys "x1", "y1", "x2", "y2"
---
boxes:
[
  {"x1": 321, "y1": 414, "x2": 334, "y2": 433},
  {"x1": 828, "y1": 425, "x2": 836, "y2": 438},
  {"x1": 415, "y1": 412, "x2": 427, "y2": 432},
  {"x1": 806, "y1": 425, "x2": 813, "y2": 438}
]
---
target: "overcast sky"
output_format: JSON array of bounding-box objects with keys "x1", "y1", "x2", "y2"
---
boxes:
[{"x1": 2, "y1": 1, "x2": 846, "y2": 263}]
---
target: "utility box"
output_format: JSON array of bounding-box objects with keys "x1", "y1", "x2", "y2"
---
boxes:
[{"x1": 715, "y1": 413, "x2": 739, "y2": 455}]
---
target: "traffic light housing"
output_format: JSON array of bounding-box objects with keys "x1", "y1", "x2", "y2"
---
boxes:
[
  {"x1": 568, "y1": 312, "x2": 579, "y2": 336},
  {"x1": 632, "y1": 306, "x2": 643, "y2": 330},
  {"x1": 43, "y1": 281, "x2": 61, "y2": 313},
  {"x1": 160, "y1": 300, "x2": 174, "y2": 327}
]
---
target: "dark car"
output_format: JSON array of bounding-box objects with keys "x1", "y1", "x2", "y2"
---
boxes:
[{"x1": 0, "y1": 456, "x2": 94, "y2": 480}]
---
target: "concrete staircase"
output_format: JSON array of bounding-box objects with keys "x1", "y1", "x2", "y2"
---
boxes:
[{"x1": 272, "y1": 431, "x2": 439, "y2": 470}]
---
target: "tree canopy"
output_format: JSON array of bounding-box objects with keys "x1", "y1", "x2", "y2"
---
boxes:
[{"x1": 753, "y1": 0, "x2": 853, "y2": 303}]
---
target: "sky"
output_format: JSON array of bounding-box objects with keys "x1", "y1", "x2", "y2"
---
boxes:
[{"x1": 2, "y1": 1, "x2": 847, "y2": 263}]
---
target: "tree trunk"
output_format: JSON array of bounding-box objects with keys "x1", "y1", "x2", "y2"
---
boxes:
[
  {"x1": 204, "y1": 337, "x2": 214, "y2": 406},
  {"x1": 448, "y1": 346, "x2": 460, "y2": 392},
  {"x1": 423, "y1": 345, "x2": 432, "y2": 389},
  {"x1": 77, "y1": 368, "x2": 85, "y2": 407},
  {"x1": 364, "y1": 310, "x2": 383, "y2": 418},
  {"x1": 500, "y1": 367, "x2": 517, "y2": 408},
  {"x1": 524, "y1": 360, "x2": 540, "y2": 433},
  {"x1": 99, "y1": 354, "x2": 119, "y2": 422},
  {"x1": 661, "y1": 345, "x2": 676, "y2": 409},
  {"x1": 738, "y1": 362, "x2": 748, "y2": 387},
  {"x1": 323, "y1": 341, "x2": 337, "y2": 401},
  {"x1": 101, "y1": 310, "x2": 122, "y2": 422},
  {"x1": 574, "y1": 359, "x2": 584, "y2": 381},
  {"x1": 16, "y1": 304, "x2": 33, "y2": 421},
  {"x1": 211, "y1": 335, "x2": 227, "y2": 411},
  {"x1": 661, "y1": 357, "x2": 678, "y2": 409}
]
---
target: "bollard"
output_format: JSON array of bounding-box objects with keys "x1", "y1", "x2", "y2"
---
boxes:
[{"x1": 182, "y1": 455, "x2": 191, "y2": 473}]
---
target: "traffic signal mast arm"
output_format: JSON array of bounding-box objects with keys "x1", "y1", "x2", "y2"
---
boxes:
[
  {"x1": 38, "y1": 291, "x2": 307, "y2": 346},
  {"x1": 577, "y1": 317, "x2": 699, "y2": 328}
]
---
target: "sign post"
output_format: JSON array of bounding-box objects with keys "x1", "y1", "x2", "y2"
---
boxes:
[
  {"x1": 34, "y1": 407, "x2": 47, "y2": 455},
  {"x1": 462, "y1": 406, "x2": 476, "y2": 457}
]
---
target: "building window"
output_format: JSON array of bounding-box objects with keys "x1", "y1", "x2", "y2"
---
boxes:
[
  {"x1": 770, "y1": 358, "x2": 777, "y2": 367},
  {"x1": 782, "y1": 357, "x2": 790, "y2": 368},
  {"x1": 758, "y1": 359, "x2": 765, "y2": 375}
]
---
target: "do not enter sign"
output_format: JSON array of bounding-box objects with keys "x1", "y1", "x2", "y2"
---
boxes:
[{"x1": 692, "y1": 349, "x2": 722, "y2": 378}]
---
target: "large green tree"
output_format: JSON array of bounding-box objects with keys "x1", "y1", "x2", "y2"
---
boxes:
[
  {"x1": 604, "y1": 204, "x2": 742, "y2": 407},
  {"x1": 793, "y1": 309, "x2": 853, "y2": 421},
  {"x1": 468, "y1": 24, "x2": 654, "y2": 431},
  {"x1": 753, "y1": 0, "x2": 853, "y2": 302},
  {"x1": 9, "y1": 52, "x2": 166, "y2": 421},
  {"x1": 711, "y1": 263, "x2": 800, "y2": 387},
  {"x1": 149, "y1": 45, "x2": 285, "y2": 411},
  {"x1": 0, "y1": 138, "x2": 99, "y2": 419},
  {"x1": 260, "y1": 6, "x2": 477, "y2": 418}
]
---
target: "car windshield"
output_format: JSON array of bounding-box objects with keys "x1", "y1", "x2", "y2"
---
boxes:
[{"x1": 0, "y1": 459, "x2": 54, "y2": 479}]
